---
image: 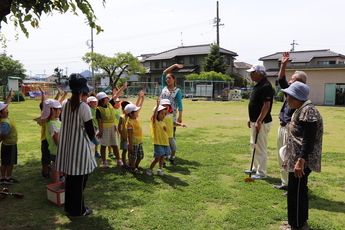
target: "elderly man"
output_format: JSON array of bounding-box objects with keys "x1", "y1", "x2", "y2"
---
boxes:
[
  {"x1": 245, "y1": 64, "x2": 274, "y2": 180},
  {"x1": 275, "y1": 52, "x2": 308, "y2": 192},
  {"x1": 280, "y1": 81, "x2": 323, "y2": 230}
]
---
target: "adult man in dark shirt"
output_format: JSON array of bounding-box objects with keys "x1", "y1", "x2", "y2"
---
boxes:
[
  {"x1": 245, "y1": 64, "x2": 274, "y2": 180},
  {"x1": 275, "y1": 52, "x2": 308, "y2": 191}
]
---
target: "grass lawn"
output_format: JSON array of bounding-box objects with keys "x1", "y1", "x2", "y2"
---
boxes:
[{"x1": 0, "y1": 97, "x2": 344, "y2": 230}]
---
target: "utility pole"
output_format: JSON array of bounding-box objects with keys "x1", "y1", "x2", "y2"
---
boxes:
[
  {"x1": 213, "y1": 1, "x2": 224, "y2": 46},
  {"x1": 290, "y1": 40, "x2": 298, "y2": 51}
]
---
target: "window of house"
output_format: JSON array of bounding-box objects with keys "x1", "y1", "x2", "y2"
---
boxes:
[
  {"x1": 155, "y1": 62, "x2": 159, "y2": 68},
  {"x1": 177, "y1": 57, "x2": 184, "y2": 64},
  {"x1": 317, "y1": 61, "x2": 336, "y2": 65},
  {"x1": 190, "y1": 56, "x2": 195, "y2": 64},
  {"x1": 162, "y1": 61, "x2": 170, "y2": 68}
]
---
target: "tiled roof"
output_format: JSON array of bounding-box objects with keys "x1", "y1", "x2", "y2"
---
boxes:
[
  {"x1": 259, "y1": 49, "x2": 345, "y2": 63},
  {"x1": 145, "y1": 44, "x2": 238, "y2": 61},
  {"x1": 234, "y1": 62, "x2": 252, "y2": 69}
]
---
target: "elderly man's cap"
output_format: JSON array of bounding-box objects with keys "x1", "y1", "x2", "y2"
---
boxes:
[
  {"x1": 246, "y1": 64, "x2": 266, "y2": 73},
  {"x1": 282, "y1": 81, "x2": 309, "y2": 101}
]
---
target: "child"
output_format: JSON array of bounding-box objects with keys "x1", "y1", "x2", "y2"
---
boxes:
[
  {"x1": 41, "y1": 99, "x2": 62, "y2": 184},
  {"x1": 96, "y1": 82, "x2": 127, "y2": 168},
  {"x1": 0, "y1": 89, "x2": 19, "y2": 184},
  {"x1": 160, "y1": 99, "x2": 187, "y2": 166},
  {"x1": 146, "y1": 100, "x2": 170, "y2": 176},
  {"x1": 87, "y1": 96, "x2": 101, "y2": 158},
  {"x1": 118, "y1": 91, "x2": 145, "y2": 169},
  {"x1": 125, "y1": 92, "x2": 145, "y2": 174},
  {"x1": 108, "y1": 92, "x2": 122, "y2": 159}
]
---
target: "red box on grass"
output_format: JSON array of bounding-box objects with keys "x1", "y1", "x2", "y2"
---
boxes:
[{"x1": 46, "y1": 182, "x2": 65, "y2": 206}]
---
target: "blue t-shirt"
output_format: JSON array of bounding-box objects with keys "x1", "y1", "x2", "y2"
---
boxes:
[{"x1": 1, "y1": 119, "x2": 10, "y2": 134}]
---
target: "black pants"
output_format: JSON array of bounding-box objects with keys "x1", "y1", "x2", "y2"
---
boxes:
[
  {"x1": 288, "y1": 168, "x2": 311, "y2": 228},
  {"x1": 65, "y1": 174, "x2": 88, "y2": 216}
]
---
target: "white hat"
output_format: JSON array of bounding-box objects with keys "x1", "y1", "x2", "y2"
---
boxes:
[
  {"x1": 281, "y1": 81, "x2": 309, "y2": 101},
  {"x1": 152, "y1": 105, "x2": 166, "y2": 113},
  {"x1": 115, "y1": 98, "x2": 121, "y2": 102},
  {"x1": 246, "y1": 64, "x2": 266, "y2": 73},
  {"x1": 41, "y1": 99, "x2": 61, "y2": 119},
  {"x1": 0, "y1": 103, "x2": 7, "y2": 111},
  {"x1": 87, "y1": 96, "x2": 97, "y2": 103},
  {"x1": 96, "y1": 92, "x2": 108, "y2": 100},
  {"x1": 160, "y1": 99, "x2": 171, "y2": 105},
  {"x1": 124, "y1": 104, "x2": 140, "y2": 114}
]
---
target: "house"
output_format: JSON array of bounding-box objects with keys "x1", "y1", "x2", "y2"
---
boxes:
[
  {"x1": 234, "y1": 62, "x2": 252, "y2": 83},
  {"x1": 259, "y1": 49, "x2": 345, "y2": 105},
  {"x1": 141, "y1": 44, "x2": 238, "y2": 90}
]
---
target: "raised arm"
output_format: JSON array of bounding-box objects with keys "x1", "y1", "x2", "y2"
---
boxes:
[
  {"x1": 136, "y1": 90, "x2": 145, "y2": 112},
  {"x1": 112, "y1": 81, "x2": 128, "y2": 101},
  {"x1": 278, "y1": 52, "x2": 290, "y2": 79},
  {"x1": 54, "y1": 86, "x2": 62, "y2": 100},
  {"x1": 163, "y1": 64, "x2": 184, "y2": 74},
  {"x1": 38, "y1": 86, "x2": 45, "y2": 103},
  {"x1": 4, "y1": 89, "x2": 14, "y2": 105}
]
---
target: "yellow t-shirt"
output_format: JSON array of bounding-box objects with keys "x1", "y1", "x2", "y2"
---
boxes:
[
  {"x1": 150, "y1": 120, "x2": 169, "y2": 146},
  {"x1": 163, "y1": 114, "x2": 174, "y2": 138},
  {"x1": 126, "y1": 118, "x2": 143, "y2": 145}
]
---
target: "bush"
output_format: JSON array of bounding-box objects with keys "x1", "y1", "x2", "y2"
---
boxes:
[
  {"x1": 276, "y1": 90, "x2": 284, "y2": 102},
  {"x1": 11, "y1": 92, "x2": 25, "y2": 102},
  {"x1": 241, "y1": 92, "x2": 251, "y2": 99}
]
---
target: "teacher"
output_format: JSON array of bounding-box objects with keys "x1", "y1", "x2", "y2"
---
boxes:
[{"x1": 160, "y1": 64, "x2": 184, "y2": 124}]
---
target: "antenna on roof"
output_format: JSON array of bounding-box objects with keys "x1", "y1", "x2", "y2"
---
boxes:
[
  {"x1": 290, "y1": 40, "x2": 298, "y2": 51},
  {"x1": 181, "y1": 32, "x2": 183, "y2": 46}
]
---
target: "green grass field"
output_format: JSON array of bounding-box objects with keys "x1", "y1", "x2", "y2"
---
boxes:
[{"x1": 0, "y1": 97, "x2": 344, "y2": 230}]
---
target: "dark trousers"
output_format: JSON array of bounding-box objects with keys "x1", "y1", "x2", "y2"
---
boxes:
[
  {"x1": 65, "y1": 174, "x2": 88, "y2": 216},
  {"x1": 288, "y1": 168, "x2": 311, "y2": 228}
]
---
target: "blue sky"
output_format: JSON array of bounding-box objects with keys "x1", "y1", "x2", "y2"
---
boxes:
[{"x1": 2, "y1": 0, "x2": 345, "y2": 76}]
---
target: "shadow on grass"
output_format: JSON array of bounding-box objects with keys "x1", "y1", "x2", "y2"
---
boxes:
[{"x1": 309, "y1": 190, "x2": 345, "y2": 214}]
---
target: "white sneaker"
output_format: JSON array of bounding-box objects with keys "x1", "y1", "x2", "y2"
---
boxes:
[
  {"x1": 102, "y1": 161, "x2": 109, "y2": 168},
  {"x1": 157, "y1": 168, "x2": 164, "y2": 176},
  {"x1": 117, "y1": 159, "x2": 123, "y2": 166},
  {"x1": 146, "y1": 169, "x2": 153, "y2": 176}
]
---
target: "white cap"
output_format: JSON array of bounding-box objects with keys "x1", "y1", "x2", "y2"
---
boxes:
[
  {"x1": 152, "y1": 105, "x2": 166, "y2": 113},
  {"x1": 124, "y1": 104, "x2": 140, "y2": 114},
  {"x1": 41, "y1": 99, "x2": 61, "y2": 119},
  {"x1": 160, "y1": 99, "x2": 171, "y2": 105},
  {"x1": 96, "y1": 92, "x2": 108, "y2": 100},
  {"x1": 87, "y1": 96, "x2": 97, "y2": 103},
  {"x1": 246, "y1": 64, "x2": 266, "y2": 72},
  {"x1": 0, "y1": 103, "x2": 7, "y2": 111},
  {"x1": 115, "y1": 98, "x2": 120, "y2": 102}
]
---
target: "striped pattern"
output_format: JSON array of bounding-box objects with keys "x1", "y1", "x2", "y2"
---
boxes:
[{"x1": 56, "y1": 100, "x2": 97, "y2": 175}]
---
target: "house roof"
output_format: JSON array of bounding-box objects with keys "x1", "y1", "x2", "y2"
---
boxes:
[
  {"x1": 259, "y1": 49, "x2": 345, "y2": 63},
  {"x1": 145, "y1": 44, "x2": 238, "y2": 61},
  {"x1": 234, "y1": 62, "x2": 252, "y2": 69}
]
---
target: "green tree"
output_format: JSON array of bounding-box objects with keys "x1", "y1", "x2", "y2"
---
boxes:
[
  {"x1": 82, "y1": 52, "x2": 146, "y2": 88},
  {"x1": 53, "y1": 67, "x2": 67, "y2": 86},
  {"x1": 0, "y1": 53, "x2": 26, "y2": 98},
  {"x1": 186, "y1": 71, "x2": 233, "y2": 82},
  {"x1": 0, "y1": 0, "x2": 105, "y2": 38},
  {"x1": 203, "y1": 43, "x2": 227, "y2": 74}
]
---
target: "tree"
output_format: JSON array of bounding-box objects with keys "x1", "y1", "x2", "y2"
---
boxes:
[
  {"x1": 186, "y1": 71, "x2": 233, "y2": 82},
  {"x1": 82, "y1": 52, "x2": 146, "y2": 88},
  {"x1": 203, "y1": 43, "x2": 227, "y2": 74},
  {"x1": 53, "y1": 67, "x2": 67, "y2": 86},
  {"x1": 0, "y1": 0, "x2": 105, "y2": 38},
  {"x1": 0, "y1": 52, "x2": 26, "y2": 98}
]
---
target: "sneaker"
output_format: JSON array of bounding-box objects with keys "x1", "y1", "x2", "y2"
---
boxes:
[
  {"x1": 130, "y1": 168, "x2": 138, "y2": 174},
  {"x1": 0, "y1": 178, "x2": 6, "y2": 184},
  {"x1": 146, "y1": 169, "x2": 153, "y2": 176},
  {"x1": 169, "y1": 158, "x2": 176, "y2": 165},
  {"x1": 42, "y1": 172, "x2": 50, "y2": 178},
  {"x1": 95, "y1": 152, "x2": 101, "y2": 158},
  {"x1": 83, "y1": 207, "x2": 93, "y2": 216},
  {"x1": 273, "y1": 185, "x2": 288, "y2": 191},
  {"x1": 108, "y1": 152, "x2": 116, "y2": 159},
  {"x1": 136, "y1": 166, "x2": 143, "y2": 171},
  {"x1": 157, "y1": 168, "x2": 164, "y2": 176},
  {"x1": 102, "y1": 161, "x2": 109, "y2": 168},
  {"x1": 122, "y1": 164, "x2": 130, "y2": 169},
  {"x1": 251, "y1": 174, "x2": 267, "y2": 180},
  {"x1": 59, "y1": 176, "x2": 66, "y2": 182},
  {"x1": 244, "y1": 170, "x2": 256, "y2": 175},
  {"x1": 4, "y1": 177, "x2": 19, "y2": 184},
  {"x1": 116, "y1": 159, "x2": 123, "y2": 166}
]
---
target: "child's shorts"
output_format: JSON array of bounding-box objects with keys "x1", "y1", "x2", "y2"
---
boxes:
[
  {"x1": 169, "y1": 138, "x2": 177, "y2": 152},
  {"x1": 50, "y1": 154, "x2": 56, "y2": 162},
  {"x1": 120, "y1": 140, "x2": 128, "y2": 150},
  {"x1": 99, "y1": 126, "x2": 118, "y2": 146},
  {"x1": 1, "y1": 144, "x2": 18, "y2": 165},
  {"x1": 153, "y1": 145, "x2": 171, "y2": 158},
  {"x1": 129, "y1": 143, "x2": 144, "y2": 162}
]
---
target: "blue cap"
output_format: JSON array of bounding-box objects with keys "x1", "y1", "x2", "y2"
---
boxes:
[{"x1": 282, "y1": 81, "x2": 309, "y2": 101}]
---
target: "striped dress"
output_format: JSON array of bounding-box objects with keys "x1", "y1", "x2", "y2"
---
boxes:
[{"x1": 56, "y1": 99, "x2": 97, "y2": 175}]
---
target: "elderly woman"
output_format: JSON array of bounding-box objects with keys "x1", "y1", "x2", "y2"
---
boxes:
[
  {"x1": 56, "y1": 73, "x2": 96, "y2": 218},
  {"x1": 280, "y1": 81, "x2": 323, "y2": 230}
]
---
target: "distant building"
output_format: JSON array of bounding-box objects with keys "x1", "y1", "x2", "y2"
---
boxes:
[{"x1": 260, "y1": 49, "x2": 345, "y2": 105}]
